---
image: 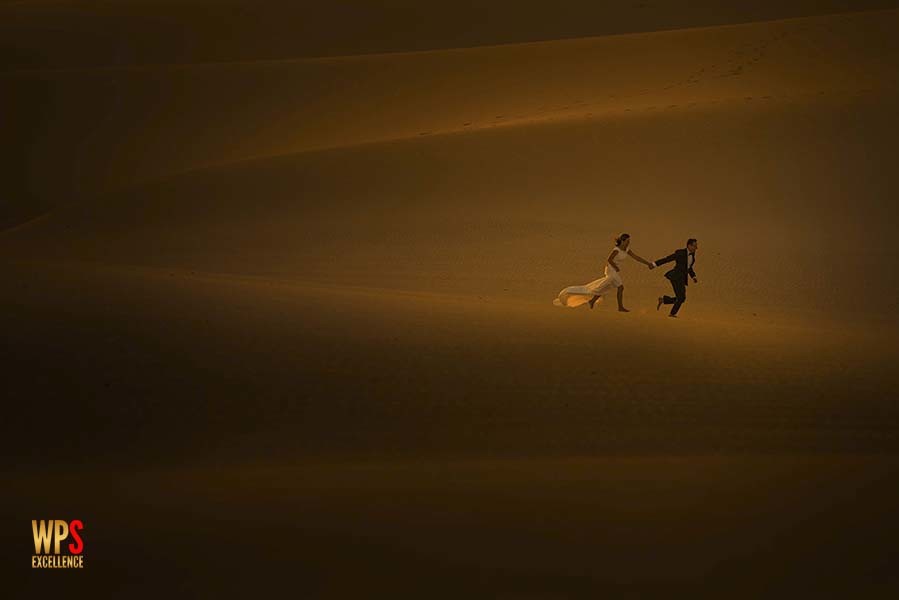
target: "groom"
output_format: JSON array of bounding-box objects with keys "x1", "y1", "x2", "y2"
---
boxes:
[{"x1": 652, "y1": 238, "x2": 698, "y2": 318}]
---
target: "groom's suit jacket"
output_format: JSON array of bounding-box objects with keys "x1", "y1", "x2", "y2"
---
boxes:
[{"x1": 655, "y1": 248, "x2": 697, "y2": 286}]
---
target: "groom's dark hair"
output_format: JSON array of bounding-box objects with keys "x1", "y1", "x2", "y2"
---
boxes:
[{"x1": 686, "y1": 238, "x2": 697, "y2": 247}]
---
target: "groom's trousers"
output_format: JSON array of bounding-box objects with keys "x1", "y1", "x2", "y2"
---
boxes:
[{"x1": 662, "y1": 278, "x2": 686, "y2": 316}]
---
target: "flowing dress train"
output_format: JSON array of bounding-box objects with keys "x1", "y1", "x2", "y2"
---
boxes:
[{"x1": 554, "y1": 247, "x2": 628, "y2": 308}]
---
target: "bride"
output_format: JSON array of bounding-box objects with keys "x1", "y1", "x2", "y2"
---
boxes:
[{"x1": 554, "y1": 233, "x2": 654, "y2": 311}]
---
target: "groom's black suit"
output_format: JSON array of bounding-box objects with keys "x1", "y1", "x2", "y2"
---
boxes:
[{"x1": 654, "y1": 248, "x2": 696, "y2": 316}]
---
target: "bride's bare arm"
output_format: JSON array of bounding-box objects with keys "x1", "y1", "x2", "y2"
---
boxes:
[
  {"x1": 628, "y1": 250, "x2": 654, "y2": 268},
  {"x1": 607, "y1": 249, "x2": 620, "y2": 271}
]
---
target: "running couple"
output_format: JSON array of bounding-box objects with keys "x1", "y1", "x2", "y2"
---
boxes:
[{"x1": 553, "y1": 234, "x2": 699, "y2": 318}]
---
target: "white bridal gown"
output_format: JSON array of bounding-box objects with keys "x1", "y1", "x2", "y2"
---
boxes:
[{"x1": 554, "y1": 247, "x2": 629, "y2": 308}]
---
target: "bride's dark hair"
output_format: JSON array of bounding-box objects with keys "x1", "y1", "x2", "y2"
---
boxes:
[{"x1": 615, "y1": 233, "x2": 630, "y2": 247}]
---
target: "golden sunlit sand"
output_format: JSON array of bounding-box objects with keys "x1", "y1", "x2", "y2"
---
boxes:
[{"x1": 4, "y1": 3, "x2": 899, "y2": 597}]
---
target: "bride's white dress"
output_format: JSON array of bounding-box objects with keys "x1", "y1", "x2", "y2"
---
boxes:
[{"x1": 554, "y1": 247, "x2": 629, "y2": 308}]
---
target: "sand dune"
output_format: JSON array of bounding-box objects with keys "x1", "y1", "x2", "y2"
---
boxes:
[
  {"x1": 4, "y1": 8, "x2": 899, "y2": 220},
  {"x1": 4, "y1": 257, "x2": 899, "y2": 594},
  {"x1": 4, "y1": 0, "x2": 897, "y2": 70},
  {"x1": 3, "y1": 78, "x2": 898, "y2": 318},
  {"x1": 8, "y1": 455, "x2": 899, "y2": 597},
  {"x1": 3, "y1": 258, "x2": 896, "y2": 466},
  {"x1": 4, "y1": 5, "x2": 899, "y2": 597},
  {"x1": 3, "y1": 11, "x2": 899, "y2": 319}
]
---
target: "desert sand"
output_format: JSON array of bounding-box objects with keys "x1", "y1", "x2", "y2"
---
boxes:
[{"x1": 3, "y1": 3, "x2": 899, "y2": 597}]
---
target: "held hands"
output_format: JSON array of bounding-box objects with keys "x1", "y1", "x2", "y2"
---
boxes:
[{"x1": 648, "y1": 264, "x2": 655, "y2": 270}]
